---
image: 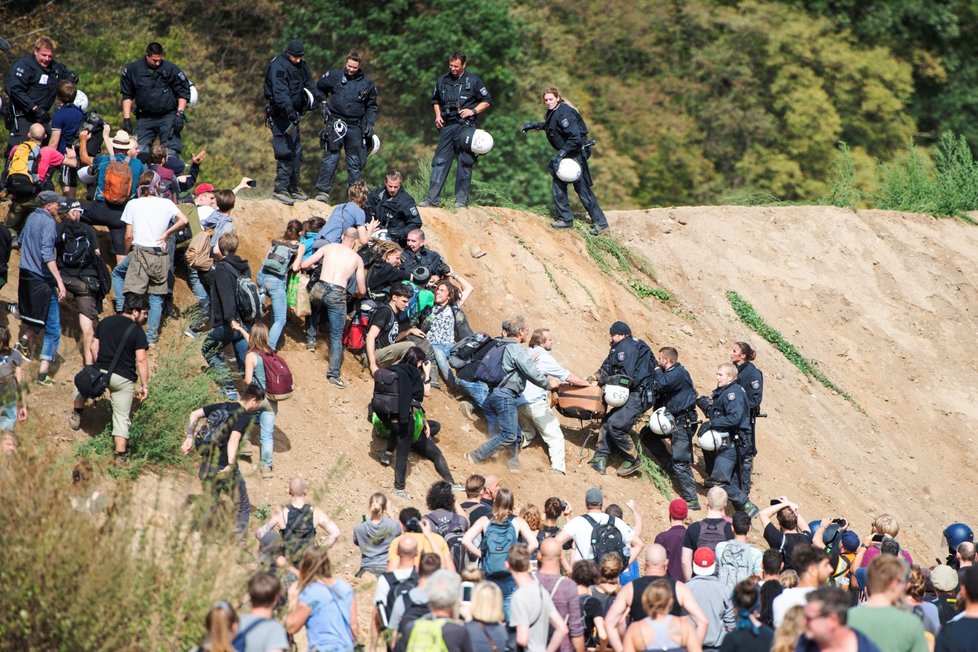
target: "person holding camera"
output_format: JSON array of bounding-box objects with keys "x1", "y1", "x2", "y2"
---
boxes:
[
  {"x1": 120, "y1": 42, "x2": 192, "y2": 155},
  {"x1": 758, "y1": 497, "x2": 812, "y2": 572}
]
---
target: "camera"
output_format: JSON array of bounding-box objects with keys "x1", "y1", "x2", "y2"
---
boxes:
[
  {"x1": 81, "y1": 111, "x2": 104, "y2": 134},
  {"x1": 406, "y1": 517, "x2": 422, "y2": 533},
  {"x1": 831, "y1": 518, "x2": 848, "y2": 528}
]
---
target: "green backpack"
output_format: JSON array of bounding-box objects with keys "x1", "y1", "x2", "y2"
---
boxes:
[{"x1": 405, "y1": 617, "x2": 450, "y2": 652}]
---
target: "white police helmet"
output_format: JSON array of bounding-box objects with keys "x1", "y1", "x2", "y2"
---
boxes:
[
  {"x1": 556, "y1": 158, "x2": 582, "y2": 183},
  {"x1": 304, "y1": 88, "x2": 315, "y2": 111},
  {"x1": 78, "y1": 165, "x2": 97, "y2": 185},
  {"x1": 697, "y1": 428, "x2": 723, "y2": 451},
  {"x1": 371, "y1": 133, "x2": 381, "y2": 155},
  {"x1": 470, "y1": 129, "x2": 493, "y2": 155},
  {"x1": 73, "y1": 90, "x2": 89, "y2": 112},
  {"x1": 603, "y1": 384, "x2": 630, "y2": 408},
  {"x1": 188, "y1": 83, "x2": 199, "y2": 108},
  {"x1": 648, "y1": 407, "x2": 676, "y2": 436}
]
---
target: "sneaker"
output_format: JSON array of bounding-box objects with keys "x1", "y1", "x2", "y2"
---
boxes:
[
  {"x1": 451, "y1": 483, "x2": 464, "y2": 492},
  {"x1": 463, "y1": 451, "x2": 478, "y2": 465},
  {"x1": 459, "y1": 401, "x2": 477, "y2": 421},
  {"x1": 616, "y1": 459, "x2": 643, "y2": 477},
  {"x1": 224, "y1": 389, "x2": 239, "y2": 401},
  {"x1": 328, "y1": 376, "x2": 345, "y2": 388},
  {"x1": 272, "y1": 191, "x2": 294, "y2": 206},
  {"x1": 589, "y1": 224, "x2": 610, "y2": 236},
  {"x1": 260, "y1": 466, "x2": 274, "y2": 480},
  {"x1": 305, "y1": 340, "x2": 316, "y2": 352},
  {"x1": 379, "y1": 451, "x2": 393, "y2": 466},
  {"x1": 393, "y1": 489, "x2": 409, "y2": 499},
  {"x1": 290, "y1": 190, "x2": 309, "y2": 201},
  {"x1": 184, "y1": 329, "x2": 198, "y2": 339},
  {"x1": 14, "y1": 341, "x2": 32, "y2": 361},
  {"x1": 520, "y1": 435, "x2": 531, "y2": 449},
  {"x1": 36, "y1": 376, "x2": 54, "y2": 387},
  {"x1": 315, "y1": 192, "x2": 330, "y2": 203},
  {"x1": 686, "y1": 499, "x2": 702, "y2": 511},
  {"x1": 418, "y1": 200, "x2": 439, "y2": 208},
  {"x1": 7, "y1": 303, "x2": 19, "y2": 317},
  {"x1": 430, "y1": 379, "x2": 441, "y2": 390},
  {"x1": 742, "y1": 500, "x2": 760, "y2": 518},
  {"x1": 550, "y1": 220, "x2": 573, "y2": 229},
  {"x1": 68, "y1": 411, "x2": 81, "y2": 431}
]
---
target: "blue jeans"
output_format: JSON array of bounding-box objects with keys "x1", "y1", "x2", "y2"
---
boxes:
[
  {"x1": 470, "y1": 391, "x2": 520, "y2": 462},
  {"x1": 256, "y1": 399, "x2": 278, "y2": 468},
  {"x1": 431, "y1": 342, "x2": 455, "y2": 388},
  {"x1": 457, "y1": 378, "x2": 496, "y2": 433},
  {"x1": 258, "y1": 272, "x2": 288, "y2": 350},
  {"x1": 320, "y1": 282, "x2": 347, "y2": 379},
  {"x1": 489, "y1": 574, "x2": 516, "y2": 620},
  {"x1": 40, "y1": 290, "x2": 60, "y2": 362},
  {"x1": 201, "y1": 323, "x2": 248, "y2": 392},
  {"x1": 112, "y1": 256, "x2": 164, "y2": 342},
  {"x1": 0, "y1": 403, "x2": 16, "y2": 431}
]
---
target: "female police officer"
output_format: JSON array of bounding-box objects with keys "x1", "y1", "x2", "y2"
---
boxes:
[
  {"x1": 522, "y1": 87, "x2": 609, "y2": 235},
  {"x1": 731, "y1": 341, "x2": 763, "y2": 492}
]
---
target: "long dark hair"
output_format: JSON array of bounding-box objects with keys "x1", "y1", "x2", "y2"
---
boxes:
[
  {"x1": 735, "y1": 341, "x2": 757, "y2": 362},
  {"x1": 399, "y1": 346, "x2": 427, "y2": 368},
  {"x1": 282, "y1": 219, "x2": 304, "y2": 241}
]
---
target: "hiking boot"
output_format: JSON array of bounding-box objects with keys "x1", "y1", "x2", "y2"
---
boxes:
[
  {"x1": 742, "y1": 500, "x2": 760, "y2": 518},
  {"x1": 379, "y1": 451, "x2": 393, "y2": 466},
  {"x1": 272, "y1": 191, "x2": 294, "y2": 206},
  {"x1": 68, "y1": 411, "x2": 81, "y2": 431},
  {"x1": 704, "y1": 477, "x2": 725, "y2": 489},
  {"x1": 430, "y1": 379, "x2": 441, "y2": 390},
  {"x1": 588, "y1": 456, "x2": 608, "y2": 475},
  {"x1": 393, "y1": 489, "x2": 409, "y2": 499},
  {"x1": 617, "y1": 459, "x2": 643, "y2": 477},
  {"x1": 589, "y1": 224, "x2": 610, "y2": 236},
  {"x1": 520, "y1": 435, "x2": 531, "y2": 449},
  {"x1": 14, "y1": 340, "x2": 32, "y2": 362},
  {"x1": 418, "y1": 199, "x2": 439, "y2": 208},
  {"x1": 328, "y1": 376, "x2": 345, "y2": 388},
  {"x1": 184, "y1": 329, "x2": 198, "y2": 339},
  {"x1": 686, "y1": 499, "x2": 702, "y2": 511},
  {"x1": 315, "y1": 192, "x2": 330, "y2": 203},
  {"x1": 550, "y1": 220, "x2": 573, "y2": 229},
  {"x1": 290, "y1": 190, "x2": 309, "y2": 201},
  {"x1": 260, "y1": 465, "x2": 274, "y2": 480}
]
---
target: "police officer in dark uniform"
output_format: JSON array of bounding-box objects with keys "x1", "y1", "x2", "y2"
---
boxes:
[
  {"x1": 589, "y1": 321, "x2": 655, "y2": 477},
  {"x1": 707, "y1": 362, "x2": 758, "y2": 516},
  {"x1": 418, "y1": 51, "x2": 492, "y2": 209},
  {"x1": 642, "y1": 346, "x2": 700, "y2": 509},
  {"x1": 400, "y1": 229, "x2": 450, "y2": 282},
  {"x1": 120, "y1": 42, "x2": 192, "y2": 155},
  {"x1": 4, "y1": 37, "x2": 77, "y2": 153},
  {"x1": 364, "y1": 170, "x2": 422, "y2": 246},
  {"x1": 521, "y1": 86, "x2": 609, "y2": 236},
  {"x1": 314, "y1": 51, "x2": 378, "y2": 203},
  {"x1": 731, "y1": 341, "x2": 763, "y2": 493},
  {"x1": 263, "y1": 39, "x2": 322, "y2": 206}
]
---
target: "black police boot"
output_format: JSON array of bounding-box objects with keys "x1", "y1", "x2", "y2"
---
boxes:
[{"x1": 588, "y1": 455, "x2": 607, "y2": 475}]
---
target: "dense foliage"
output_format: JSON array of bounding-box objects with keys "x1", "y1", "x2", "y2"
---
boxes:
[{"x1": 4, "y1": 0, "x2": 978, "y2": 210}]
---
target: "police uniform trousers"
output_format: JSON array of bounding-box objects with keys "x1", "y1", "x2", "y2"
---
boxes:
[
  {"x1": 642, "y1": 414, "x2": 697, "y2": 502},
  {"x1": 136, "y1": 113, "x2": 181, "y2": 154},
  {"x1": 552, "y1": 155, "x2": 608, "y2": 228},
  {"x1": 595, "y1": 389, "x2": 647, "y2": 464},
  {"x1": 423, "y1": 122, "x2": 476, "y2": 206},
  {"x1": 316, "y1": 119, "x2": 365, "y2": 196},
  {"x1": 710, "y1": 432, "x2": 751, "y2": 508},
  {"x1": 269, "y1": 113, "x2": 302, "y2": 194}
]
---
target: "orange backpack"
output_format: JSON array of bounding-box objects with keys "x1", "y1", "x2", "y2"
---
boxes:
[{"x1": 102, "y1": 157, "x2": 132, "y2": 204}]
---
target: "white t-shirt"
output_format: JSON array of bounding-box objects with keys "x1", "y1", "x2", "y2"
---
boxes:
[
  {"x1": 772, "y1": 586, "x2": 816, "y2": 627},
  {"x1": 121, "y1": 196, "x2": 180, "y2": 247},
  {"x1": 561, "y1": 512, "x2": 634, "y2": 562},
  {"x1": 522, "y1": 346, "x2": 570, "y2": 405}
]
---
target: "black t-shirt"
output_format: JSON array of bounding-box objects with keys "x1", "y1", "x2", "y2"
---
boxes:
[
  {"x1": 935, "y1": 616, "x2": 978, "y2": 652},
  {"x1": 370, "y1": 305, "x2": 400, "y2": 349},
  {"x1": 682, "y1": 518, "x2": 734, "y2": 550},
  {"x1": 718, "y1": 626, "x2": 775, "y2": 652},
  {"x1": 763, "y1": 523, "x2": 812, "y2": 571},
  {"x1": 95, "y1": 315, "x2": 148, "y2": 382},
  {"x1": 202, "y1": 401, "x2": 253, "y2": 468},
  {"x1": 580, "y1": 594, "x2": 605, "y2": 648}
]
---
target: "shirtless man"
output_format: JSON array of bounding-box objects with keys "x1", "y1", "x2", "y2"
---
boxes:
[
  {"x1": 255, "y1": 476, "x2": 342, "y2": 566},
  {"x1": 300, "y1": 226, "x2": 366, "y2": 387}
]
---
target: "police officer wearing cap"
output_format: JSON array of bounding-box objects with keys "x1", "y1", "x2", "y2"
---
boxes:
[
  {"x1": 120, "y1": 42, "x2": 192, "y2": 155},
  {"x1": 731, "y1": 341, "x2": 763, "y2": 492},
  {"x1": 263, "y1": 39, "x2": 323, "y2": 206},
  {"x1": 707, "y1": 362, "x2": 758, "y2": 516},
  {"x1": 4, "y1": 36, "x2": 77, "y2": 152},
  {"x1": 522, "y1": 86, "x2": 609, "y2": 236},
  {"x1": 589, "y1": 321, "x2": 655, "y2": 477},
  {"x1": 418, "y1": 51, "x2": 492, "y2": 209},
  {"x1": 365, "y1": 170, "x2": 421, "y2": 247},
  {"x1": 642, "y1": 346, "x2": 700, "y2": 509},
  {"x1": 314, "y1": 51, "x2": 378, "y2": 204}
]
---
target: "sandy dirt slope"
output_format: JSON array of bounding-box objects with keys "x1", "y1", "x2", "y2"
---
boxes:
[{"x1": 7, "y1": 199, "x2": 975, "y2": 638}]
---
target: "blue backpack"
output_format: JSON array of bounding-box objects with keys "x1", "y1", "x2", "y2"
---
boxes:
[
  {"x1": 474, "y1": 340, "x2": 510, "y2": 388},
  {"x1": 480, "y1": 515, "x2": 517, "y2": 578}
]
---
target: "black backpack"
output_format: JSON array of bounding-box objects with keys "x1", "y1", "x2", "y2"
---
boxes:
[
  {"x1": 193, "y1": 406, "x2": 237, "y2": 454},
  {"x1": 584, "y1": 514, "x2": 625, "y2": 563},
  {"x1": 429, "y1": 512, "x2": 470, "y2": 573},
  {"x1": 282, "y1": 504, "x2": 315, "y2": 562},
  {"x1": 382, "y1": 570, "x2": 419, "y2": 626},
  {"x1": 695, "y1": 519, "x2": 729, "y2": 551},
  {"x1": 58, "y1": 221, "x2": 93, "y2": 269},
  {"x1": 449, "y1": 332, "x2": 492, "y2": 369},
  {"x1": 474, "y1": 340, "x2": 510, "y2": 388},
  {"x1": 372, "y1": 367, "x2": 401, "y2": 417}
]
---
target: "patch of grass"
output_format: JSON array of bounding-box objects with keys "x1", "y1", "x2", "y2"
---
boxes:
[
  {"x1": 637, "y1": 446, "x2": 673, "y2": 499},
  {"x1": 720, "y1": 190, "x2": 806, "y2": 207},
  {"x1": 630, "y1": 281, "x2": 671, "y2": 302},
  {"x1": 820, "y1": 141, "x2": 861, "y2": 210},
  {"x1": 542, "y1": 265, "x2": 568, "y2": 301},
  {"x1": 726, "y1": 290, "x2": 861, "y2": 410},
  {"x1": 253, "y1": 502, "x2": 271, "y2": 522},
  {"x1": 77, "y1": 329, "x2": 224, "y2": 477}
]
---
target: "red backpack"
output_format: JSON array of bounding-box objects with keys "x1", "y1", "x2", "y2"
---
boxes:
[
  {"x1": 343, "y1": 299, "x2": 378, "y2": 353},
  {"x1": 257, "y1": 351, "x2": 294, "y2": 400}
]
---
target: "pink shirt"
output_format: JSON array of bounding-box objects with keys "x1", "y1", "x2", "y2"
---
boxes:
[{"x1": 7, "y1": 145, "x2": 64, "y2": 180}]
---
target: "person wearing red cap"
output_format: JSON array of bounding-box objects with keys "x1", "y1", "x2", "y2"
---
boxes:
[
  {"x1": 687, "y1": 547, "x2": 735, "y2": 649},
  {"x1": 653, "y1": 499, "x2": 688, "y2": 582}
]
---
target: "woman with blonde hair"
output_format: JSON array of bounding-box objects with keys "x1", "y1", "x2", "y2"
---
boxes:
[
  {"x1": 286, "y1": 546, "x2": 358, "y2": 651},
  {"x1": 191, "y1": 601, "x2": 238, "y2": 652},
  {"x1": 352, "y1": 492, "x2": 402, "y2": 577},
  {"x1": 622, "y1": 579, "x2": 700, "y2": 652},
  {"x1": 465, "y1": 582, "x2": 510, "y2": 652},
  {"x1": 771, "y1": 605, "x2": 805, "y2": 652}
]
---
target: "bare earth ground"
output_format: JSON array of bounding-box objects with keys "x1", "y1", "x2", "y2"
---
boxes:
[{"x1": 6, "y1": 200, "x2": 977, "y2": 641}]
